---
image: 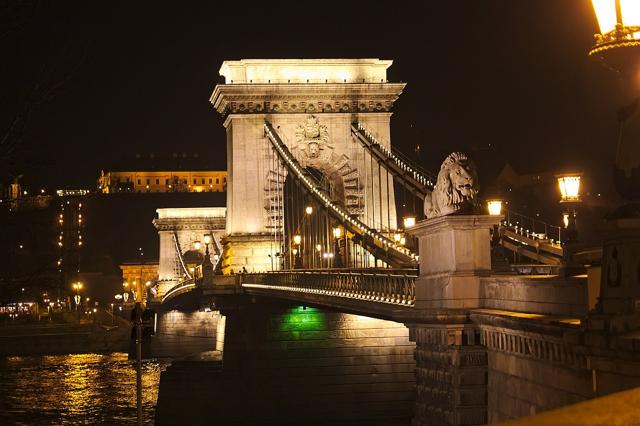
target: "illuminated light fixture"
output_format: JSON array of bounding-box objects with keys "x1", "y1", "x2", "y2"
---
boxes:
[
  {"x1": 393, "y1": 233, "x2": 402, "y2": 242},
  {"x1": 403, "y1": 216, "x2": 416, "y2": 228},
  {"x1": 293, "y1": 235, "x2": 302, "y2": 245},
  {"x1": 123, "y1": 282, "x2": 129, "y2": 288},
  {"x1": 590, "y1": 0, "x2": 640, "y2": 57},
  {"x1": 145, "y1": 281, "x2": 151, "y2": 287},
  {"x1": 556, "y1": 173, "x2": 582, "y2": 203},
  {"x1": 194, "y1": 241, "x2": 202, "y2": 250},
  {"x1": 292, "y1": 248, "x2": 298, "y2": 255},
  {"x1": 563, "y1": 213, "x2": 570, "y2": 229},
  {"x1": 203, "y1": 235, "x2": 211, "y2": 245},
  {"x1": 400, "y1": 237, "x2": 406, "y2": 246},
  {"x1": 333, "y1": 227, "x2": 343, "y2": 239},
  {"x1": 486, "y1": 199, "x2": 503, "y2": 216},
  {"x1": 305, "y1": 206, "x2": 313, "y2": 215},
  {"x1": 316, "y1": 244, "x2": 322, "y2": 252}
]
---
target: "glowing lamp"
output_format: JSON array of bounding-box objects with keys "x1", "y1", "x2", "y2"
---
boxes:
[
  {"x1": 292, "y1": 248, "x2": 298, "y2": 255},
  {"x1": 316, "y1": 244, "x2": 322, "y2": 252},
  {"x1": 193, "y1": 241, "x2": 202, "y2": 250},
  {"x1": 557, "y1": 174, "x2": 582, "y2": 203},
  {"x1": 293, "y1": 235, "x2": 302, "y2": 245},
  {"x1": 393, "y1": 233, "x2": 402, "y2": 242},
  {"x1": 333, "y1": 227, "x2": 343, "y2": 238},
  {"x1": 305, "y1": 206, "x2": 313, "y2": 215},
  {"x1": 591, "y1": 1, "x2": 640, "y2": 41},
  {"x1": 486, "y1": 199, "x2": 503, "y2": 216},
  {"x1": 403, "y1": 216, "x2": 416, "y2": 228},
  {"x1": 203, "y1": 235, "x2": 211, "y2": 245}
]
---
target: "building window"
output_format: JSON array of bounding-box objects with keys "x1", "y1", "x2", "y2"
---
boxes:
[
  {"x1": 183, "y1": 179, "x2": 187, "y2": 184},
  {"x1": 201, "y1": 178, "x2": 204, "y2": 184},
  {"x1": 193, "y1": 179, "x2": 196, "y2": 184},
  {"x1": 137, "y1": 179, "x2": 141, "y2": 185},
  {"x1": 216, "y1": 178, "x2": 219, "y2": 184},
  {"x1": 209, "y1": 178, "x2": 212, "y2": 184},
  {"x1": 165, "y1": 179, "x2": 169, "y2": 185},
  {"x1": 146, "y1": 179, "x2": 150, "y2": 184},
  {"x1": 155, "y1": 179, "x2": 159, "y2": 184},
  {"x1": 223, "y1": 177, "x2": 227, "y2": 182}
]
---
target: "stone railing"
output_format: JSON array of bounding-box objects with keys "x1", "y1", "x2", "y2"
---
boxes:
[{"x1": 241, "y1": 269, "x2": 417, "y2": 307}]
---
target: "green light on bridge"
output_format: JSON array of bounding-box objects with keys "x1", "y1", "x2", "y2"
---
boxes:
[{"x1": 279, "y1": 306, "x2": 326, "y2": 335}]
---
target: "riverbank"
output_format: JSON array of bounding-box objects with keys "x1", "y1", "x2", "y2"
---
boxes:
[{"x1": 0, "y1": 311, "x2": 130, "y2": 356}]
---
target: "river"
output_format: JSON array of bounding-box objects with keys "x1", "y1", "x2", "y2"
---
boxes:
[{"x1": 0, "y1": 353, "x2": 168, "y2": 425}]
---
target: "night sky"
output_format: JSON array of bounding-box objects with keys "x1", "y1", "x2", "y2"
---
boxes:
[{"x1": 1, "y1": 1, "x2": 623, "y2": 197}]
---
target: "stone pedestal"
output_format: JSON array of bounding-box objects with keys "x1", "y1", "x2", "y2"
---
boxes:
[
  {"x1": 408, "y1": 324, "x2": 487, "y2": 426},
  {"x1": 409, "y1": 215, "x2": 501, "y2": 310},
  {"x1": 598, "y1": 217, "x2": 640, "y2": 316}
]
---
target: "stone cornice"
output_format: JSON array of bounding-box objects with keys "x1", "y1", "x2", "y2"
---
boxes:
[
  {"x1": 210, "y1": 83, "x2": 406, "y2": 116},
  {"x1": 153, "y1": 217, "x2": 225, "y2": 231},
  {"x1": 408, "y1": 215, "x2": 503, "y2": 235}
]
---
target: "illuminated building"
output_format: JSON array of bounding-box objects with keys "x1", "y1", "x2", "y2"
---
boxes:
[{"x1": 98, "y1": 170, "x2": 227, "y2": 194}]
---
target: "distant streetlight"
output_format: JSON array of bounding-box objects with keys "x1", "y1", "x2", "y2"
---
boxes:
[
  {"x1": 293, "y1": 234, "x2": 301, "y2": 245},
  {"x1": 305, "y1": 206, "x2": 313, "y2": 215},
  {"x1": 193, "y1": 241, "x2": 202, "y2": 250}
]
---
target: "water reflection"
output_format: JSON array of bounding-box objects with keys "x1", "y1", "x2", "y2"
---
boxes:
[{"x1": 0, "y1": 353, "x2": 168, "y2": 425}]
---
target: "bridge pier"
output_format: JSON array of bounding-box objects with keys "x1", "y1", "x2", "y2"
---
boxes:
[{"x1": 408, "y1": 324, "x2": 487, "y2": 426}]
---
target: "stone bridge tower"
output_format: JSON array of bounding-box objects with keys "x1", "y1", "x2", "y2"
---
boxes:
[{"x1": 210, "y1": 59, "x2": 405, "y2": 273}]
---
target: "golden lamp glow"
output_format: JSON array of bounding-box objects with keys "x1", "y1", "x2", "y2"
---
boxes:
[
  {"x1": 292, "y1": 248, "x2": 298, "y2": 255},
  {"x1": 592, "y1": 0, "x2": 640, "y2": 35},
  {"x1": 403, "y1": 216, "x2": 416, "y2": 228},
  {"x1": 333, "y1": 227, "x2": 343, "y2": 239},
  {"x1": 193, "y1": 241, "x2": 202, "y2": 250},
  {"x1": 316, "y1": 244, "x2": 322, "y2": 252},
  {"x1": 590, "y1": 0, "x2": 640, "y2": 57},
  {"x1": 557, "y1": 174, "x2": 582, "y2": 202},
  {"x1": 487, "y1": 199, "x2": 503, "y2": 216},
  {"x1": 305, "y1": 206, "x2": 313, "y2": 215},
  {"x1": 563, "y1": 213, "x2": 570, "y2": 229},
  {"x1": 393, "y1": 233, "x2": 402, "y2": 242},
  {"x1": 203, "y1": 235, "x2": 211, "y2": 245},
  {"x1": 293, "y1": 235, "x2": 302, "y2": 245}
]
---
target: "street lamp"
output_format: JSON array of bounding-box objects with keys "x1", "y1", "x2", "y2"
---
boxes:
[
  {"x1": 403, "y1": 216, "x2": 416, "y2": 228},
  {"x1": 589, "y1": 1, "x2": 640, "y2": 206},
  {"x1": 486, "y1": 199, "x2": 504, "y2": 216},
  {"x1": 292, "y1": 234, "x2": 302, "y2": 269},
  {"x1": 590, "y1": 0, "x2": 640, "y2": 59},
  {"x1": 193, "y1": 241, "x2": 202, "y2": 250},
  {"x1": 305, "y1": 206, "x2": 313, "y2": 215},
  {"x1": 556, "y1": 173, "x2": 582, "y2": 244},
  {"x1": 332, "y1": 227, "x2": 344, "y2": 268}
]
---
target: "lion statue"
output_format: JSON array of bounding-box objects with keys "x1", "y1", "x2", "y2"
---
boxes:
[{"x1": 423, "y1": 152, "x2": 479, "y2": 219}]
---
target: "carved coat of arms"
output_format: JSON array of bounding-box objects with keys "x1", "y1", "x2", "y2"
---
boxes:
[{"x1": 293, "y1": 115, "x2": 333, "y2": 165}]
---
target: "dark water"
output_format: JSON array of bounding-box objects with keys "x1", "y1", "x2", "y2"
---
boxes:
[{"x1": 0, "y1": 353, "x2": 169, "y2": 425}]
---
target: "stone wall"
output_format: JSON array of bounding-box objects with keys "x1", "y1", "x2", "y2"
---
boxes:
[
  {"x1": 149, "y1": 309, "x2": 220, "y2": 358},
  {"x1": 480, "y1": 276, "x2": 588, "y2": 317},
  {"x1": 479, "y1": 322, "x2": 592, "y2": 423}
]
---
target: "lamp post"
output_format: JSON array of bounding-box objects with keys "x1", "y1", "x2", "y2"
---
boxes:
[
  {"x1": 587, "y1": 1, "x2": 640, "y2": 317},
  {"x1": 332, "y1": 226, "x2": 344, "y2": 268},
  {"x1": 556, "y1": 173, "x2": 582, "y2": 243},
  {"x1": 72, "y1": 282, "x2": 82, "y2": 311},
  {"x1": 589, "y1": 0, "x2": 640, "y2": 211},
  {"x1": 293, "y1": 234, "x2": 302, "y2": 269}
]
